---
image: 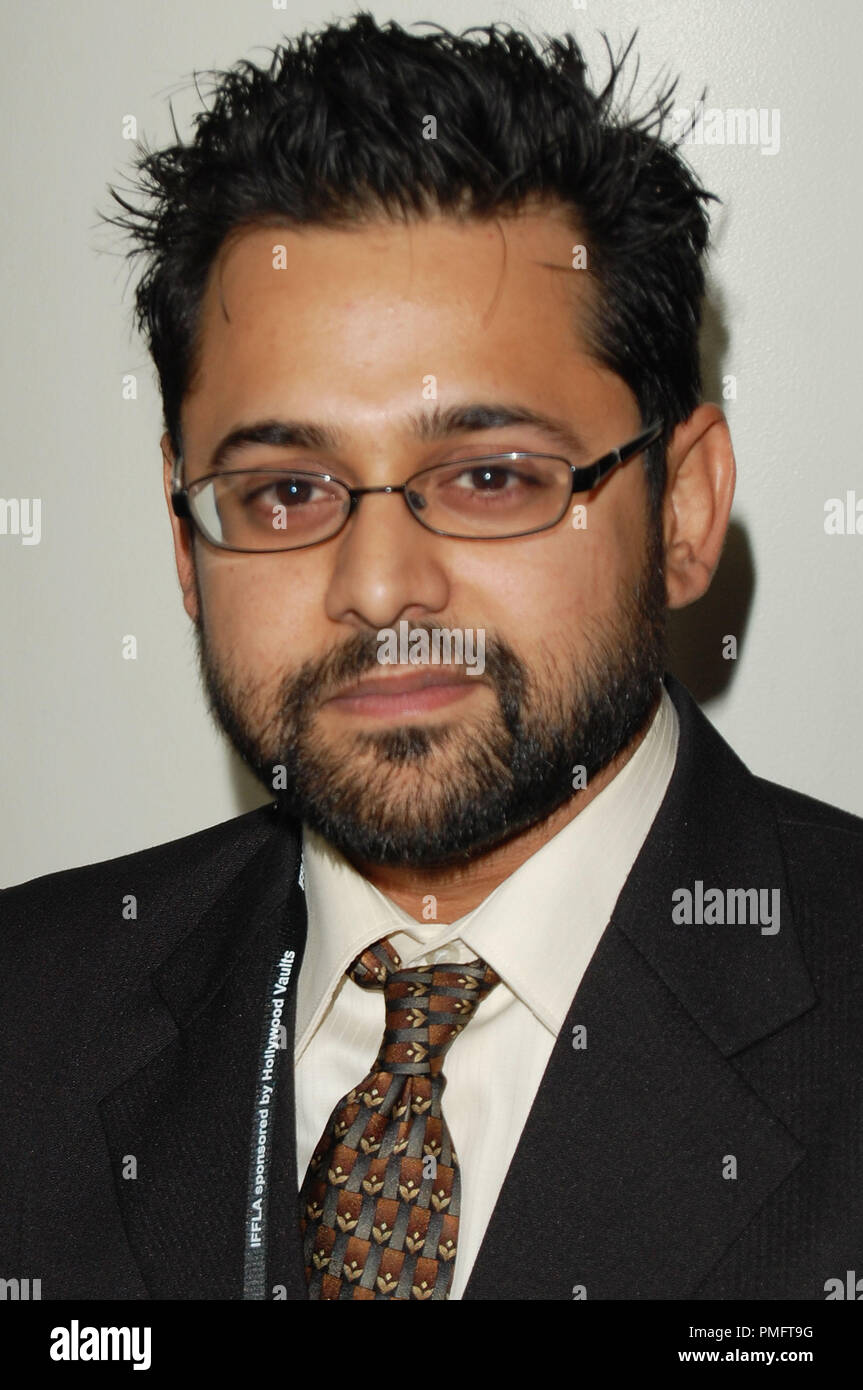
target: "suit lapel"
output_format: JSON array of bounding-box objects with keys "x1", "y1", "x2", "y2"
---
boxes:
[
  {"x1": 464, "y1": 676, "x2": 817, "y2": 1300},
  {"x1": 98, "y1": 814, "x2": 308, "y2": 1299}
]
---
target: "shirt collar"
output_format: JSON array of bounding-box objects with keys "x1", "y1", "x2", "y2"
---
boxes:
[{"x1": 297, "y1": 684, "x2": 679, "y2": 1050}]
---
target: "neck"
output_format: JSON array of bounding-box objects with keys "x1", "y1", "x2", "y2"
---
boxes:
[{"x1": 348, "y1": 691, "x2": 661, "y2": 922}]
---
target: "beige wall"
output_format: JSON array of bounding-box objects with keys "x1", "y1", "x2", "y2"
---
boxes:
[{"x1": 2, "y1": 0, "x2": 860, "y2": 885}]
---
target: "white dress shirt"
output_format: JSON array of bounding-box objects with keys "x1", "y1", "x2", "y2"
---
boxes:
[{"x1": 295, "y1": 685, "x2": 679, "y2": 1298}]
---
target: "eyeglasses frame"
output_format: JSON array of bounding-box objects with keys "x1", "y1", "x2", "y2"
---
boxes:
[{"x1": 170, "y1": 418, "x2": 664, "y2": 553}]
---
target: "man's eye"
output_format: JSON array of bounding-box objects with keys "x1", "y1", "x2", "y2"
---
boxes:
[
  {"x1": 451, "y1": 465, "x2": 535, "y2": 491},
  {"x1": 240, "y1": 476, "x2": 329, "y2": 506}
]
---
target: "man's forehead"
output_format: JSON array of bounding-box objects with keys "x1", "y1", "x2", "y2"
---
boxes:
[
  {"x1": 180, "y1": 205, "x2": 608, "y2": 442},
  {"x1": 205, "y1": 205, "x2": 591, "y2": 320}
]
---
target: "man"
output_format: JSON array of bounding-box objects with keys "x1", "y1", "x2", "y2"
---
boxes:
[{"x1": 1, "y1": 13, "x2": 861, "y2": 1302}]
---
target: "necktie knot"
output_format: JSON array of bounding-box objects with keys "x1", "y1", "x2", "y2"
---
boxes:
[{"x1": 348, "y1": 938, "x2": 500, "y2": 1077}]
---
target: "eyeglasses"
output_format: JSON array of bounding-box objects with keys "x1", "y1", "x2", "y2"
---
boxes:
[{"x1": 170, "y1": 419, "x2": 663, "y2": 553}]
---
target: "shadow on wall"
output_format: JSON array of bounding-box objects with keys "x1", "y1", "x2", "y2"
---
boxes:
[
  {"x1": 667, "y1": 519, "x2": 754, "y2": 703},
  {"x1": 667, "y1": 287, "x2": 755, "y2": 703}
]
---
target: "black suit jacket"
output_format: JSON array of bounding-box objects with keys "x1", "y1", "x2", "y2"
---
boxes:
[{"x1": 1, "y1": 674, "x2": 861, "y2": 1300}]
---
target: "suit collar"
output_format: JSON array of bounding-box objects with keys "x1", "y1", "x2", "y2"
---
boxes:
[
  {"x1": 151, "y1": 807, "x2": 303, "y2": 1029},
  {"x1": 463, "y1": 920, "x2": 809, "y2": 1299},
  {"x1": 620, "y1": 673, "x2": 815, "y2": 1056},
  {"x1": 464, "y1": 675, "x2": 817, "y2": 1299},
  {"x1": 98, "y1": 809, "x2": 308, "y2": 1299}
]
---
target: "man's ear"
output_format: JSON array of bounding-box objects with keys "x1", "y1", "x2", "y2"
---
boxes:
[
  {"x1": 161, "y1": 431, "x2": 200, "y2": 624},
  {"x1": 662, "y1": 403, "x2": 736, "y2": 610}
]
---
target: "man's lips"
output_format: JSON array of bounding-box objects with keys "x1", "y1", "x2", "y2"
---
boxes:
[{"x1": 323, "y1": 668, "x2": 482, "y2": 718}]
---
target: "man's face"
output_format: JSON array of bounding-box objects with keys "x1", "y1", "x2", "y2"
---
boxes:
[{"x1": 173, "y1": 207, "x2": 666, "y2": 868}]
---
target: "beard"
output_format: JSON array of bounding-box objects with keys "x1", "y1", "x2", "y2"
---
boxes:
[{"x1": 193, "y1": 524, "x2": 667, "y2": 869}]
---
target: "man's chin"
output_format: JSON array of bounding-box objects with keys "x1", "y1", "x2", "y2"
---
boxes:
[
  {"x1": 275, "y1": 798, "x2": 549, "y2": 870},
  {"x1": 266, "y1": 751, "x2": 576, "y2": 870}
]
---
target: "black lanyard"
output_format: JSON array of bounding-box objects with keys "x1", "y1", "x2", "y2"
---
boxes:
[{"x1": 242, "y1": 856, "x2": 304, "y2": 1299}]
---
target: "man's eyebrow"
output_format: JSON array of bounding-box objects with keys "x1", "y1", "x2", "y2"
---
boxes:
[
  {"x1": 207, "y1": 420, "x2": 340, "y2": 472},
  {"x1": 205, "y1": 402, "x2": 589, "y2": 472},
  {"x1": 410, "y1": 403, "x2": 588, "y2": 457}
]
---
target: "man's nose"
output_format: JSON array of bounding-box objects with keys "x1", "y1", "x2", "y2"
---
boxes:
[{"x1": 323, "y1": 487, "x2": 451, "y2": 631}]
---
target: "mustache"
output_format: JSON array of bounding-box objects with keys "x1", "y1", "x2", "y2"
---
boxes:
[
  {"x1": 247, "y1": 623, "x2": 529, "y2": 750},
  {"x1": 290, "y1": 624, "x2": 518, "y2": 706}
]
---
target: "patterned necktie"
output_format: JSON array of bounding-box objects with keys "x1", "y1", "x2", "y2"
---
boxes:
[{"x1": 299, "y1": 937, "x2": 501, "y2": 1299}]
